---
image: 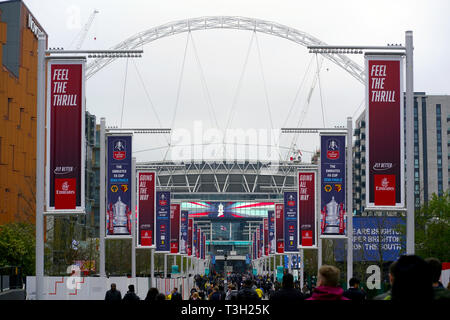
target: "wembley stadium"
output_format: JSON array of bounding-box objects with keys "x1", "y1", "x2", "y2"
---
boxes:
[{"x1": 138, "y1": 159, "x2": 314, "y2": 273}]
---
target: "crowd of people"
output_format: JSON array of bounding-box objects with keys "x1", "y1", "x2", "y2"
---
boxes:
[{"x1": 105, "y1": 255, "x2": 450, "y2": 301}]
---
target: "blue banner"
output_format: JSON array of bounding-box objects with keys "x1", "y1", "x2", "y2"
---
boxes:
[
  {"x1": 320, "y1": 135, "x2": 347, "y2": 236},
  {"x1": 284, "y1": 255, "x2": 289, "y2": 269},
  {"x1": 252, "y1": 232, "x2": 256, "y2": 259},
  {"x1": 284, "y1": 192, "x2": 298, "y2": 252},
  {"x1": 211, "y1": 255, "x2": 216, "y2": 265},
  {"x1": 245, "y1": 254, "x2": 251, "y2": 265},
  {"x1": 259, "y1": 223, "x2": 263, "y2": 258},
  {"x1": 201, "y1": 233, "x2": 205, "y2": 259},
  {"x1": 291, "y1": 254, "x2": 300, "y2": 269},
  {"x1": 268, "y1": 210, "x2": 275, "y2": 254},
  {"x1": 193, "y1": 223, "x2": 197, "y2": 257},
  {"x1": 180, "y1": 210, "x2": 188, "y2": 254},
  {"x1": 335, "y1": 217, "x2": 405, "y2": 261},
  {"x1": 106, "y1": 135, "x2": 132, "y2": 236},
  {"x1": 156, "y1": 191, "x2": 171, "y2": 252}
]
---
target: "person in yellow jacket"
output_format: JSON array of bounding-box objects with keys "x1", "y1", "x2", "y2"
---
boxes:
[{"x1": 255, "y1": 287, "x2": 263, "y2": 299}]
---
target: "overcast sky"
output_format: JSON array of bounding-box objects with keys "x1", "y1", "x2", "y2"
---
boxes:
[{"x1": 23, "y1": 0, "x2": 450, "y2": 163}]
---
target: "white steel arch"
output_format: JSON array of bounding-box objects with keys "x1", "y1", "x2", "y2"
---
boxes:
[{"x1": 86, "y1": 16, "x2": 365, "y2": 83}]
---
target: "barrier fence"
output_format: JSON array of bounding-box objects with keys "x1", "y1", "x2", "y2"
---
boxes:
[{"x1": 26, "y1": 276, "x2": 194, "y2": 300}]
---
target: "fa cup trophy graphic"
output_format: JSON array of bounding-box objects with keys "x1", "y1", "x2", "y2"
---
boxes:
[
  {"x1": 107, "y1": 196, "x2": 131, "y2": 235},
  {"x1": 217, "y1": 203, "x2": 224, "y2": 217},
  {"x1": 321, "y1": 196, "x2": 345, "y2": 235}
]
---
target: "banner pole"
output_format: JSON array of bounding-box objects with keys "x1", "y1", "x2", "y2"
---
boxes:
[
  {"x1": 405, "y1": 31, "x2": 415, "y2": 255},
  {"x1": 164, "y1": 254, "x2": 167, "y2": 278},
  {"x1": 100, "y1": 118, "x2": 106, "y2": 278},
  {"x1": 273, "y1": 255, "x2": 276, "y2": 277},
  {"x1": 36, "y1": 32, "x2": 46, "y2": 300},
  {"x1": 150, "y1": 248, "x2": 155, "y2": 287},
  {"x1": 318, "y1": 237, "x2": 322, "y2": 273},
  {"x1": 131, "y1": 158, "x2": 136, "y2": 278},
  {"x1": 317, "y1": 149, "x2": 322, "y2": 273},
  {"x1": 347, "y1": 117, "x2": 353, "y2": 286},
  {"x1": 300, "y1": 249, "x2": 304, "y2": 289}
]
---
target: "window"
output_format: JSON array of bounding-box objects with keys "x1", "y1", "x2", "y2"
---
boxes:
[
  {"x1": 10, "y1": 145, "x2": 15, "y2": 170},
  {"x1": 5, "y1": 98, "x2": 12, "y2": 120},
  {"x1": 18, "y1": 107, "x2": 24, "y2": 128},
  {"x1": 436, "y1": 104, "x2": 443, "y2": 197}
]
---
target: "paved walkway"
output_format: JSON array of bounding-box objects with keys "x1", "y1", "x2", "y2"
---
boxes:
[{"x1": 0, "y1": 289, "x2": 26, "y2": 300}]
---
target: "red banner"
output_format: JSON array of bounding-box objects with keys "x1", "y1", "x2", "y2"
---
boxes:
[
  {"x1": 138, "y1": 172, "x2": 155, "y2": 246},
  {"x1": 54, "y1": 178, "x2": 76, "y2": 209},
  {"x1": 170, "y1": 204, "x2": 180, "y2": 253},
  {"x1": 263, "y1": 218, "x2": 269, "y2": 256},
  {"x1": 141, "y1": 230, "x2": 152, "y2": 246},
  {"x1": 301, "y1": 230, "x2": 313, "y2": 247},
  {"x1": 298, "y1": 171, "x2": 316, "y2": 247},
  {"x1": 374, "y1": 174, "x2": 396, "y2": 206},
  {"x1": 256, "y1": 227, "x2": 261, "y2": 258},
  {"x1": 196, "y1": 228, "x2": 201, "y2": 258},
  {"x1": 47, "y1": 60, "x2": 85, "y2": 212},
  {"x1": 187, "y1": 219, "x2": 193, "y2": 256},
  {"x1": 275, "y1": 204, "x2": 284, "y2": 253},
  {"x1": 366, "y1": 57, "x2": 404, "y2": 208}
]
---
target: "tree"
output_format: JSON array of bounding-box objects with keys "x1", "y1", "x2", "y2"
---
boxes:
[
  {"x1": 0, "y1": 222, "x2": 35, "y2": 275},
  {"x1": 415, "y1": 190, "x2": 450, "y2": 262}
]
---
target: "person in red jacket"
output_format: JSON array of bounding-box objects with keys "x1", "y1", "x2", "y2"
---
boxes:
[{"x1": 307, "y1": 265, "x2": 349, "y2": 300}]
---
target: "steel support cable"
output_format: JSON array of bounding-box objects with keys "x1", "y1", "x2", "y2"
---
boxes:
[
  {"x1": 163, "y1": 32, "x2": 191, "y2": 161},
  {"x1": 131, "y1": 58, "x2": 171, "y2": 151},
  {"x1": 135, "y1": 143, "x2": 313, "y2": 154},
  {"x1": 120, "y1": 58, "x2": 129, "y2": 128},
  {"x1": 286, "y1": 54, "x2": 324, "y2": 160},
  {"x1": 224, "y1": 31, "x2": 255, "y2": 132},
  {"x1": 352, "y1": 97, "x2": 365, "y2": 119},
  {"x1": 282, "y1": 55, "x2": 315, "y2": 129},
  {"x1": 254, "y1": 32, "x2": 282, "y2": 162},
  {"x1": 222, "y1": 32, "x2": 256, "y2": 159},
  {"x1": 189, "y1": 32, "x2": 220, "y2": 129},
  {"x1": 254, "y1": 32, "x2": 274, "y2": 131},
  {"x1": 315, "y1": 53, "x2": 327, "y2": 127}
]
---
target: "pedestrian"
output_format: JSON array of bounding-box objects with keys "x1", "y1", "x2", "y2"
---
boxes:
[
  {"x1": 171, "y1": 287, "x2": 183, "y2": 301},
  {"x1": 301, "y1": 284, "x2": 310, "y2": 297},
  {"x1": 122, "y1": 284, "x2": 140, "y2": 302},
  {"x1": 209, "y1": 286, "x2": 222, "y2": 300},
  {"x1": 255, "y1": 285, "x2": 264, "y2": 300},
  {"x1": 389, "y1": 255, "x2": 433, "y2": 301},
  {"x1": 189, "y1": 288, "x2": 197, "y2": 300},
  {"x1": 191, "y1": 292, "x2": 201, "y2": 300},
  {"x1": 374, "y1": 261, "x2": 396, "y2": 300},
  {"x1": 225, "y1": 284, "x2": 238, "y2": 300},
  {"x1": 343, "y1": 278, "x2": 366, "y2": 302},
  {"x1": 236, "y1": 279, "x2": 260, "y2": 301},
  {"x1": 156, "y1": 293, "x2": 167, "y2": 301},
  {"x1": 270, "y1": 273, "x2": 304, "y2": 301},
  {"x1": 375, "y1": 255, "x2": 434, "y2": 301},
  {"x1": 105, "y1": 283, "x2": 122, "y2": 301},
  {"x1": 144, "y1": 287, "x2": 159, "y2": 301},
  {"x1": 218, "y1": 285, "x2": 226, "y2": 300},
  {"x1": 307, "y1": 265, "x2": 349, "y2": 300}
]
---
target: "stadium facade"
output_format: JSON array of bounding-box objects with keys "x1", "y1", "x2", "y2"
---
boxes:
[{"x1": 142, "y1": 160, "x2": 304, "y2": 273}]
